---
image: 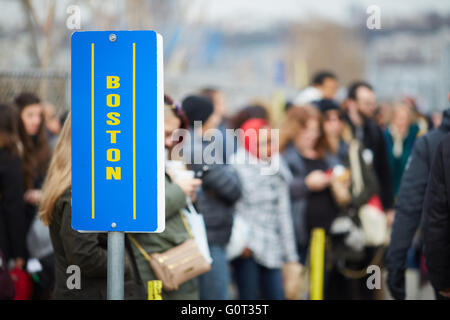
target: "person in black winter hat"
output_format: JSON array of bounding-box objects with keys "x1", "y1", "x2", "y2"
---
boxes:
[{"x1": 180, "y1": 94, "x2": 242, "y2": 300}]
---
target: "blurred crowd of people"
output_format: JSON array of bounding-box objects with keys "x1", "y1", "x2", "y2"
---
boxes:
[
  {"x1": 0, "y1": 94, "x2": 67, "y2": 299},
  {"x1": 1, "y1": 70, "x2": 450, "y2": 300}
]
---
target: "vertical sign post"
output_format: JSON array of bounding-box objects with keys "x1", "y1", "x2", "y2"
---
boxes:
[
  {"x1": 71, "y1": 31, "x2": 165, "y2": 300},
  {"x1": 107, "y1": 232, "x2": 124, "y2": 299}
]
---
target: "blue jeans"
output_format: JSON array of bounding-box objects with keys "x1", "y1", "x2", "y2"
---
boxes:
[
  {"x1": 231, "y1": 256, "x2": 285, "y2": 300},
  {"x1": 406, "y1": 246, "x2": 420, "y2": 269},
  {"x1": 199, "y1": 245, "x2": 230, "y2": 300}
]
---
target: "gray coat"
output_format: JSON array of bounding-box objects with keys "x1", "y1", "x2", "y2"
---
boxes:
[{"x1": 230, "y1": 148, "x2": 299, "y2": 268}]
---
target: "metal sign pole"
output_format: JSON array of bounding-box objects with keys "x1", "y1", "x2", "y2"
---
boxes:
[{"x1": 107, "y1": 231, "x2": 124, "y2": 300}]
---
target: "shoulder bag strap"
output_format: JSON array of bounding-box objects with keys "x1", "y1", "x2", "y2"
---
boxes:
[
  {"x1": 128, "y1": 234, "x2": 153, "y2": 262},
  {"x1": 129, "y1": 199, "x2": 196, "y2": 264},
  {"x1": 179, "y1": 210, "x2": 194, "y2": 240}
]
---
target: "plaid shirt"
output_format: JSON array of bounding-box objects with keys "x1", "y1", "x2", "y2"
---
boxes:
[{"x1": 230, "y1": 148, "x2": 299, "y2": 268}]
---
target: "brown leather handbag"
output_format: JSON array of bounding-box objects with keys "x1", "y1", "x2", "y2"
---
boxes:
[{"x1": 128, "y1": 212, "x2": 211, "y2": 291}]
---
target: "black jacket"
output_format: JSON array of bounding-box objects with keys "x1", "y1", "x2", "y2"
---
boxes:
[
  {"x1": 0, "y1": 149, "x2": 26, "y2": 262},
  {"x1": 423, "y1": 133, "x2": 450, "y2": 291},
  {"x1": 345, "y1": 116, "x2": 394, "y2": 210},
  {"x1": 194, "y1": 164, "x2": 242, "y2": 246},
  {"x1": 186, "y1": 129, "x2": 242, "y2": 246},
  {"x1": 386, "y1": 109, "x2": 450, "y2": 271}
]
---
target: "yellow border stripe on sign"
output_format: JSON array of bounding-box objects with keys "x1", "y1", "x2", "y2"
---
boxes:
[
  {"x1": 133, "y1": 42, "x2": 136, "y2": 220},
  {"x1": 91, "y1": 42, "x2": 95, "y2": 220}
]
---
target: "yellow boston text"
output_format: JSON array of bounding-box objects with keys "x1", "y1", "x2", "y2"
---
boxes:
[{"x1": 106, "y1": 76, "x2": 121, "y2": 180}]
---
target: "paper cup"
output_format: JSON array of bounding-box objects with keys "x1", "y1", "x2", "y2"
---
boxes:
[{"x1": 172, "y1": 170, "x2": 195, "y2": 181}]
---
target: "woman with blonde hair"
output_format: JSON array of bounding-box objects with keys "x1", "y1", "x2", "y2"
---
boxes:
[
  {"x1": 383, "y1": 102, "x2": 420, "y2": 197},
  {"x1": 39, "y1": 113, "x2": 143, "y2": 300}
]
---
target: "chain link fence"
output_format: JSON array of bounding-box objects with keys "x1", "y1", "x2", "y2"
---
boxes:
[
  {"x1": 0, "y1": 70, "x2": 290, "y2": 120},
  {"x1": 0, "y1": 70, "x2": 69, "y2": 113}
]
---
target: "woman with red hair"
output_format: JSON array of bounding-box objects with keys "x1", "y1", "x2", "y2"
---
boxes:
[{"x1": 228, "y1": 118, "x2": 300, "y2": 300}]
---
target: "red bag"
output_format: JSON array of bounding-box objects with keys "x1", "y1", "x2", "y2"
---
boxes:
[
  {"x1": 9, "y1": 267, "x2": 33, "y2": 300},
  {"x1": 367, "y1": 195, "x2": 384, "y2": 212},
  {"x1": 358, "y1": 195, "x2": 388, "y2": 246}
]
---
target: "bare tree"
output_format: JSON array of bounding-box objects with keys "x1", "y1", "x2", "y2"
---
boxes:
[{"x1": 21, "y1": 0, "x2": 57, "y2": 99}]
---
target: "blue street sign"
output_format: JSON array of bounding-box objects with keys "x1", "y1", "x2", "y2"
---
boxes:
[{"x1": 71, "y1": 30, "x2": 165, "y2": 232}]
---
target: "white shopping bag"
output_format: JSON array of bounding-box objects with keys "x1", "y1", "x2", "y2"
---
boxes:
[
  {"x1": 358, "y1": 204, "x2": 388, "y2": 246},
  {"x1": 181, "y1": 202, "x2": 213, "y2": 264},
  {"x1": 27, "y1": 215, "x2": 53, "y2": 259},
  {"x1": 226, "y1": 214, "x2": 251, "y2": 261}
]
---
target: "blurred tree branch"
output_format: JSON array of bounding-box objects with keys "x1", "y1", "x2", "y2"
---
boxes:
[
  {"x1": 21, "y1": 0, "x2": 56, "y2": 69},
  {"x1": 21, "y1": 0, "x2": 56, "y2": 99},
  {"x1": 21, "y1": 0, "x2": 40, "y2": 67}
]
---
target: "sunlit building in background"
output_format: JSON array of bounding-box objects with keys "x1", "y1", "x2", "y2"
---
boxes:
[{"x1": 365, "y1": 14, "x2": 450, "y2": 112}]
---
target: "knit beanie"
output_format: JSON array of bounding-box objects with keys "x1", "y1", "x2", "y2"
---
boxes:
[
  {"x1": 314, "y1": 98, "x2": 340, "y2": 114},
  {"x1": 181, "y1": 95, "x2": 214, "y2": 128}
]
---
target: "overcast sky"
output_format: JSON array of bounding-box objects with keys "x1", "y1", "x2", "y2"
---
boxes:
[
  {"x1": 185, "y1": 0, "x2": 450, "y2": 31},
  {"x1": 1, "y1": 0, "x2": 449, "y2": 32}
]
